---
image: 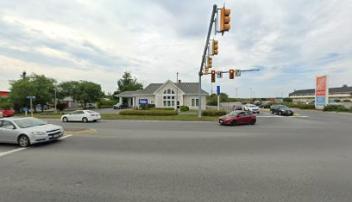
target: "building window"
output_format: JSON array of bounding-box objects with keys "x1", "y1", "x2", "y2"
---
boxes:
[
  {"x1": 163, "y1": 89, "x2": 175, "y2": 107},
  {"x1": 191, "y1": 98, "x2": 199, "y2": 107}
]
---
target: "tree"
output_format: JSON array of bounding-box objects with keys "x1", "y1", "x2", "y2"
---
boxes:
[
  {"x1": 58, "y1": 81, "x2": 104, "y2": 108},
  {"x1": 9, "y1": 74, "x2": 56, "y2": 111},
  {"x1": 117, "y1": 72, "x2": 143, "y2": 93},
  {"x1": 206, "y1": 93, "x2": 230, "y2": 106}
]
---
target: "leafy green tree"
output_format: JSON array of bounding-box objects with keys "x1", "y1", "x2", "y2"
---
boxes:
[
  {"x1": 9, "y1": 74, "x2": 56, "y2": 111},
  {"x1": 117, "y1": 72, "x2": 143, "y2": 93},
  {"x1": 58, "y1": 81, "x2": 104, "y2": 108},
  {"x1": 206, "y1": 93, "x2": 230, "y2": 106}
]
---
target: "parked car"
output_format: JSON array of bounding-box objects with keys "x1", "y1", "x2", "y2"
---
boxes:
[
  {"x1": 244, "y1": 104, "x2": 260, "y2": 114},
  {"x1": 219, "y1": 111, "x2": 256, "y2": 126},
  {"x1": 270, "y1": 105, "x2": 294, "y2": 116},
  {"x1": 0, "y1": 109, "x2": 15, "y2": 117},
  {"x1": 85, "y1": 103, "x2": 96, "y2": 109},
  {"x1": 0, "y1": 117, "x2": 64, "y2": 147},
  {"x1": 113, "y1": 103, "x2": 128, "y2": 109},
  {"x1": 232, "y1": 105, "x2": 244, "y2": 111},
  {"x1": 61, "y1": 110, "x2": 101, "y2": 123}
]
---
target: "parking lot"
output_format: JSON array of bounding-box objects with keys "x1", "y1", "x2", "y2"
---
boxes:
[{"x1": 1, "y1": 110, "x2": 352, "y2": 202}]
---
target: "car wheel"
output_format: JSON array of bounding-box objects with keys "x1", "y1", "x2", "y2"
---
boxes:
[
  {"x1": 278, "y1": 111, "x2": 282, "y2": 116},
  {"x1": 62, "y1": 117, "x2": 68, "y2": 122},
  {"x1": 18, "y1": 135, "x2": 30, "y2": 147},
  {"x1": 82, "y1": 117, "x2": 88, "y2": 123},
  {"x1": 232, "y1": 121, "x2": 238, "y2": 126},
  {"x1": 219, "y1": 119, "x2": 224, "y2": 125},
  {"x1": 250, "y1": 119, "x2": 256, "y2": 125}
]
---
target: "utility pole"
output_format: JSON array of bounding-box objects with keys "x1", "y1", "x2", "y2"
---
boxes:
[
  {"x1": 54, "y1": 87, "x2": 57, "y2": 113},
  {"x1": 176, "y1": 72, "x2": 179, "y2": 112}
]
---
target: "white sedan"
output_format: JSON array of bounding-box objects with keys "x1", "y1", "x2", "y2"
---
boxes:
[
  {"x1": 61, "y1": 110, "x2": 101, "y2": 123},
  {"x1": 0, "y1": 117, "x2": 64, "y2": 147}
]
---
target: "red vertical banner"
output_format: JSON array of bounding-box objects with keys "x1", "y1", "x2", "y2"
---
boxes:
[
  {"x1": 315, "y1": 75, "x2": 328, "y2": 108},
  {"x1": 316, "y1": 76, "x2": 327, "y2": 96}
]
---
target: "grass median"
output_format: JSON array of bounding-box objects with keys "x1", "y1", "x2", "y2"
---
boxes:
[{"x1": 31, "y1": 113, "x2": 218, "y2": 121}]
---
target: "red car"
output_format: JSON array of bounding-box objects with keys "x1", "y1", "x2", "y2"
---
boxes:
[
  {"x1": 219, "y1": 111, "x2": 256, "y2": 126},
  {"x1": 0, "y1": 109, "x2": 15, "y2": 117}
]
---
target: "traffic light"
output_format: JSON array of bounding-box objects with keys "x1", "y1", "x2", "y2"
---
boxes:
[
  {"x1": 211, "y1": 70, "x2": 216, "y2": 83},
  {"x1": 212, "y1": 40, "x2": 218, "y2": 55},
  {"x1": 220, "y1": 7, "x2": 231, "y2": 33},
  {"x1": 207, "y1": 56, "x2": 213, "y2": 68},
  {"x1": 229, "y1": 69, "x2": 235, "y2": 79},
  {"x1": 235, "y1": 69, "x2": 241, "y2": 77}
]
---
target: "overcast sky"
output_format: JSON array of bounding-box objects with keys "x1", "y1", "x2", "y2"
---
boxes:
[{"x1": 0, "y1": 0, "x2": 351, "y2": 97}]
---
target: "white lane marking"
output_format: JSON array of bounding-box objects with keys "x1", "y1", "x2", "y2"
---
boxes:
[
  {"x1": 60, "y1": 134, "x2": 72, "y2": 140},
  {"x1": 0, "y1": 148, "x2": 27, "y2": 158},
  {"x1": 0, "y1": 135, "x2": 72, "y2": 158}
]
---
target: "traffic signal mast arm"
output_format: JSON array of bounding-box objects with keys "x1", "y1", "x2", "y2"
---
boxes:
[{"x1": 203, "y1": 68, "x2": 260, "y2": 75}]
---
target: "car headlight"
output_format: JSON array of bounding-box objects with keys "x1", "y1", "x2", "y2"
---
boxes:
[{"x1": 31, "y1": 131, "x2": 47, "y2": 136}]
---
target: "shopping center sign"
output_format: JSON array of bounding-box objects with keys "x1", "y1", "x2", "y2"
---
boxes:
[{"x1": 315, "y1": 75, "x2": 328, "y2": 109}]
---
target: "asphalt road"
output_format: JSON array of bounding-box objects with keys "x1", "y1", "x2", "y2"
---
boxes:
[{"x1": 1, "y1": 110, "x2": 352, "y2": 202}]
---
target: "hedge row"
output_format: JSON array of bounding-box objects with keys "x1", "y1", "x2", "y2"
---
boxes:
[
  {"x1": 286, "y1": 103, "x2": 315, "y2": 109},
  {"x1": 202, "y1": 109, "x2": 227, "y2": 116},
  {"x1": 119, "y1": 109, "x2": 177, "y2": 116},
  {"x1": 323, "y1": 105, "x2": 352, "y2": 112}
]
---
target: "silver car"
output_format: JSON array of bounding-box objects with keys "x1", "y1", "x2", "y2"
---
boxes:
[
  {"x1": 0, "y1": 117, "x2": 64, "y2": 147},
  {"x1": 61, "y1": 110, "x2": 101, "y2": 123}
]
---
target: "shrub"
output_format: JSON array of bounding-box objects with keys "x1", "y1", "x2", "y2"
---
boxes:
[
  {"x1": 153, "y1": 107, "x2": 175, "y2": 111},
  {"x1": 323, "y1": 105, "x2": 350, "y2": 112},
  {"x1": 140, "y1": 104, "x2": 155, "y2": 110},
  {"x1": 180, "y1": 106, "x2": 189, "y2": 112},
  {"x1": 119, "y1": 109, "x2": 177, "y2": 116},
  {"x1": 202, "y1": 109, "x2": 227, "y2": 116}
]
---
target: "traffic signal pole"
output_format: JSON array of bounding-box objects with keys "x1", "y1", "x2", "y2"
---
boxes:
[{"x1": 198, "y1": 4, "x2": 217, "y2": 118}]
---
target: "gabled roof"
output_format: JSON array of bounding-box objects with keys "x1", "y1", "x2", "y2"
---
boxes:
[
  {"x1": 117, "y1": 81, "x2": 208, "y2": 97},
  {"x1": 289, "y1": 85, "x2": 352, "y2": 96}
]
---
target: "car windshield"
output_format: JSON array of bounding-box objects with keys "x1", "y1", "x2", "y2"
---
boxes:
[
  {"x1": 228, "y1": 111, "x2": 240, "y2": 116},
  {"x1": 87, "y1": 110, "x2": 96, "y2": 114},
  {"x1": 247, "y1": 104, "x2": 256, "y2": 107},
  {"x1": 279, "y1": 106, "x2": 289, "y2": 109},
  {"x1": 13, "y1": 118, "x2": 47, "y2": 128}
]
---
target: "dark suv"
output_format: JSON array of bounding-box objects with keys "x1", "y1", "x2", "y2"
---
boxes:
[{"x1": 270, "y1": 105, "x2": 294, "y2": 116}]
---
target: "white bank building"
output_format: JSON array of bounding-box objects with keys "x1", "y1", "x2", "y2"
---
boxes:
[{"x1": 116, "y1": 80, "x2": 208, "y2": 110}]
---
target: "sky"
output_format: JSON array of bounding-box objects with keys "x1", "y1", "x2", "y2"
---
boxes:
[{"x1": 0, "y1": 0, "x2": 351, "y2": 97}]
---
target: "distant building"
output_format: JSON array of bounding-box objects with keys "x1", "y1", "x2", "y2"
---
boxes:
[
  {"x1": 289, "y1": 85, "x2": 352, "y2": 103},
  {"x1": 116, "y1": 80, "x2": 208, "y2": 110},
  {"x1": 0, "y1": 91, "x2": 10, "y2": 98}
]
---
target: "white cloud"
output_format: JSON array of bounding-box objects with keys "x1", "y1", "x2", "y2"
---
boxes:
[{"x1": 0, "y1": 0, "x2": 351, "y2": 97}]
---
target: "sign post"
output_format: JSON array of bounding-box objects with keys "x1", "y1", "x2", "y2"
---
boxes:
[
  {"x1": 315, "y1": 75, "x2": 328, "y2": 109},
  {"x1": 216, "y1": 86, "x2": 220, "y2": 111},
  {"x1": 26, "y1": 96, "x2": 36, "y2": 117}
]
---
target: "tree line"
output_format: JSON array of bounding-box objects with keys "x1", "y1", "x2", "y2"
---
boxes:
[
  {"x1": 9, "y1": 73, "x2": 103, "y2": 111},
  {"x1": 4, "y1": 71, "x2": 144, "y2": 111}
]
